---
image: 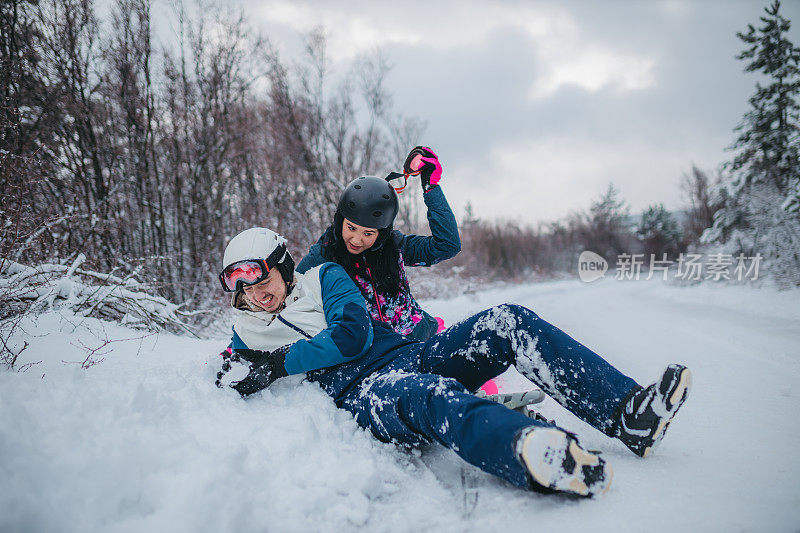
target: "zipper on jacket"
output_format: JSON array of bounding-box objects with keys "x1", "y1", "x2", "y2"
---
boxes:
[{"x1": 361, "y1": 259, "x2": 386, "y2": 323}]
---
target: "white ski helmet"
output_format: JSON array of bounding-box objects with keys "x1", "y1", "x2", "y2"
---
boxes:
[{"x1": 221, "y1": 227, "x2": 295, "y2": 289}]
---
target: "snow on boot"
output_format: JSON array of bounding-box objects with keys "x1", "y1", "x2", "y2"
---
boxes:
[
  {"x1": 616, "y1": 364, "x2": 692, "y2": 458},
  {"x1": 516, "y1": 427, "x2": 613, "y2": 497}
]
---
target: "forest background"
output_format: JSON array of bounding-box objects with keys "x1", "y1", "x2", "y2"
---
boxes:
[{"x1": 1, "y1": 0, "x2": 798, "y2": 349}]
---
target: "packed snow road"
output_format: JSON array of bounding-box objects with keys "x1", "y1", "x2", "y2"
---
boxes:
[{"x1": 1, "y1": 278, "x2": 798, "y2": 532}]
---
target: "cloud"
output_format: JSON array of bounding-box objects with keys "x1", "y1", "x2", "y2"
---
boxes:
[
  {"x1": 237, "y1": 0, "x2": 800, "y2": 225},
  {"x1": 530, "y1": 46, "x2": 656, "y2": 98},
  {"x1": 444, "y1": 135, "x2": 708, "y2": 225},
  {"x1": 254, "y1": 2, "x2": 424, "y2": 59},
  {"x1": 252, "y1": 0, "x2": 655, "y2": 98}
]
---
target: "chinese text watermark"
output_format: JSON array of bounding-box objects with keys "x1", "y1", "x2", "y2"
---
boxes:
[{"x1": 578, "y1": 252, "x2": 762, "y2": 283}]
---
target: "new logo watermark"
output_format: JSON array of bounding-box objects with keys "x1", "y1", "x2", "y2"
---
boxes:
[
  {"x1": 577, "y1": 251, "x2": 762, "y2": 282},
  {"x1": 578, "y1": 251, "x2": 608, "y2": 282}
]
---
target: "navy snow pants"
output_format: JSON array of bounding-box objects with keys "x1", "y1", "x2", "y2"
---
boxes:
[{"x1": 339, "y1": 304, "x2": 639, "y2": 489}]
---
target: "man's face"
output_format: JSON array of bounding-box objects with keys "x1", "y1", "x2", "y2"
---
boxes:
[
  {"x1": 341, "y1": 218, "x2": 378, "y2": 255},
  {"x1": 243, "y1": 269, "x2": 286, "y2": 312}
]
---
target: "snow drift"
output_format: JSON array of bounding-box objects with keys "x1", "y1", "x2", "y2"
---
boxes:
[{"x1": 2, "y1": 278, "x2": 799, "y2": 532}]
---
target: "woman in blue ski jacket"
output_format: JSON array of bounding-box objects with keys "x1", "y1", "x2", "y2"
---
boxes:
[
  {"x1": 296, "y1": 146, "x2": 460, "y2": 342},
  {"x1": 214, "y1": 227, "x2": 693, "y2": 498}
]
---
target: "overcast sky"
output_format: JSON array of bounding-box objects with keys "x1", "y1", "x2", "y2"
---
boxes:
[{"x1": 234, "y1": 0, "x2": 799, "y2": 225}]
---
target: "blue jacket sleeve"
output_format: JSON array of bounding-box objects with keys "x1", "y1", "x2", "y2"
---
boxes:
[
  {"x1": 398, "y1": 185, "x2": 461, "y2": 267},
  {"x1": 283, "y1": 263, "x2": 374, "y2": 374},
  {"x1": 230, "y1": 327, "x2": 248, "y2": 350},
  {"x1": 217, "y1": 328, "x2": 247, "y2": 359},
  {"x1": 296, "y1": 241, "x2": 326, "y2": 274}
]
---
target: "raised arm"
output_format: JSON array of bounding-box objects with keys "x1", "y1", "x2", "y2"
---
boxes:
[{"x1": 398, "y1": 185, "x2": 461, "y2": 267}]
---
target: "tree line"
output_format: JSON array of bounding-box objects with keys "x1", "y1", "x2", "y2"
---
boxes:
[
  {"x1": 1, "y1": 0, "x2": 424, "y2": 307},
  {"x1": 441, "y1": 176, "x2": 712, "y2": 283},
  {"x1": 2, "y1": 0, "x2": 798, "y2": 322}
]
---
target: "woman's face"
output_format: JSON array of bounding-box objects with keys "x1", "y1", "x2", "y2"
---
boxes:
[
  {"x1": 243, "y1": 269, "x2": 286, "y2": 312},
  {"x1": 341, "y1": 218, "x2": 378, "y2": 255}
]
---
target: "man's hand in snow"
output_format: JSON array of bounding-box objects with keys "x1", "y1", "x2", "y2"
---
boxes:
[
  {"x1": 215, "y1": 350, "x2": 251, "y2": 389},
  {"x1": 229, "y1": 346, "x2": 291, "y2": 397}
]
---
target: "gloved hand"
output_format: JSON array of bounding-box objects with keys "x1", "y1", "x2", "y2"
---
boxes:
[
  {"x1": 215, "y1": 349, "x2": 251, "y2": 388},
  {"x1": 403, "y1": 146, "x2": 442, "y2": 193},
  {"x1": 229, "y1": 345, "x2": 291, "y2": 397}
]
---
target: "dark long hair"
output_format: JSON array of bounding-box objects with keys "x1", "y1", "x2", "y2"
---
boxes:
[{"x1": 321, "y1": 212, "x2": 403, "y2": 297}]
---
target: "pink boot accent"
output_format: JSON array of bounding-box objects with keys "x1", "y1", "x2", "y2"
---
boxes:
[{"x1": 480, "y1": 379, "x2": 499, "y2": 395}]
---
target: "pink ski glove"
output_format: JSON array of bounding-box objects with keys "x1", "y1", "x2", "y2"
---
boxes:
[{"x1": 403, "y1": 146, "x2": 442, "y2": 192}]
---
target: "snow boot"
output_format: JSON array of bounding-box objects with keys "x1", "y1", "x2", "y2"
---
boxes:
[
  {"x1": 615, "y1": 364, "x2": 692, "y2": 458},
  {"x1": 516, "y1": 427, "x2": 613, "y2": 497}
]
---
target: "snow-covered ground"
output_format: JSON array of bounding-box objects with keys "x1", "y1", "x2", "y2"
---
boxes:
[{"x1": 2, "y1": 278, "x2": 799, "y2": 532}]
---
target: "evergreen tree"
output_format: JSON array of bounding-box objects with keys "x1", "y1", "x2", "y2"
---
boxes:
[
  {"x1": 732, "y1": 0, "x2": 800, "y2": 205},
  {"x1": 637, "y1": 204, "x2": 683, "y2": 258},
  {"x1": 703, "y1": 1, "x2": 800, "y2": 286},
  {"x1": 589, "y1": 183, "x2": 630, "y2": 235},
  {"x1": 463, "y1": 201, "x2": 480, "y2": 228},
  {"x1": 583, "y1": 183, "x2": 633, "y2": 260}
]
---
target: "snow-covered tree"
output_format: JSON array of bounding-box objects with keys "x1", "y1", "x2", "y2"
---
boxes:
[
  {"x1": 702, "y1": 0, "x2": 800, "y2": 286},
  {"x1": 735, "y1": 1, "x2": 800, "y2": 193}
]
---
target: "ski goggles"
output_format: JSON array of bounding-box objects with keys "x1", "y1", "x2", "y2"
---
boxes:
[
  {"x1": 386, "y1": 150, "x2": 427, "y2": 193},
  {"x1": 219, "y1": 245, "x2": 287, "y2": 292},
  {"x1": 219, "y1": 259, "x2": 270, "y2": 292},
  {"x1": 386, "y1": 150, "x2": 426, "y2": 193},
  {"x1": 385, "y1": 169, "x2": 422, "y2": 194}
]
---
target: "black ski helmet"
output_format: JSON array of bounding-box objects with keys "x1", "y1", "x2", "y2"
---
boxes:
[{"x1": 336, "y1": 176, "x2": 399, "y2": 230}]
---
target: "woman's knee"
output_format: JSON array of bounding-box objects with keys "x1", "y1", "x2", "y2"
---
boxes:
[
  {"x1": 473, "y1": 304, "x2": 539, "y2": 337},
  {"x1": 498, "y1": 303, "x2": 539, "y2": 320}
]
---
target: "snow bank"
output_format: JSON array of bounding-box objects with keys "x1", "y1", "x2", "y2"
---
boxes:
[
  {"x1": 0, "y1": 312, "x2": 465, "y2": 532},
  {"x1": 2, "y1": 279, "x2": 799, "y2": 532},
  {"x1": 0, "y1": 257, "x2": 199, "y2": 336}
]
